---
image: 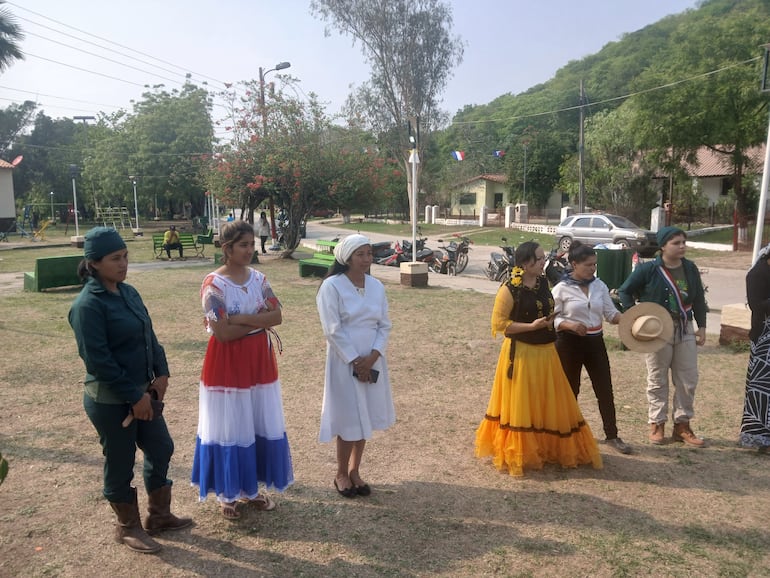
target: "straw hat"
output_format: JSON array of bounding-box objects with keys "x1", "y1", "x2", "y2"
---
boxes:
[{"x1": 618, "y1": 302, "x2": 674, "y2": 353}]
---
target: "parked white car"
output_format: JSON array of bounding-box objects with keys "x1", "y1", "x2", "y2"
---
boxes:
[{"x1": 555, "y1": 213, "x2": 658, "y2": 257}]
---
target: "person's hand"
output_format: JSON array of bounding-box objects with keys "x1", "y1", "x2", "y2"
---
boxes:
[
  {"x1": 148, "y1": 376, "x2": 169, "y2": 401},
  {"x1": 531, "y1": 316, "x2": 551, "y2": 331},
  {"x1": 132, "y1": 393, "x2": 154, "y2": 421},
  {"x1": 569, "y1": 322, "x2": 587, "y2": 336},
  {"x1": 695, "y1": 327, "x2": 706, "y2": 346}
]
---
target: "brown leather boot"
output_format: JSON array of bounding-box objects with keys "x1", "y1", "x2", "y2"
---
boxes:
[
  {"x1": 673, "y1": 422, "x2": 705, "y2": 447},
  {"x1": 145, "y1": 484, "x2": 193, "y2": 535},
  {"x1": 109, "y1": 488, "x2": 161, "y2": 554},
  {"x1": 649, "y1": 423, "x2": 665, "y2": 445}
]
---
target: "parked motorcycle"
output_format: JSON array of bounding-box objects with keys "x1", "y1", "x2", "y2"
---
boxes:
[
  {"x1": 485, "y1": 237, "x2": 516, "y2": 282},
  {"x1": 447, "y1": 235, "x2": 472, "y2": 274},
  {"x1": 371, "y1": 240, "x2": 394, "y2": 260},
  {"x1": 376, "y1": 240, "x2": 407, "y2": 266},
  {"x1": 428, "y1": 239, "x2": 458, "y2": 275},
  {"x1": 401, "y1": 235, "x2": 435, "y2": 264}
]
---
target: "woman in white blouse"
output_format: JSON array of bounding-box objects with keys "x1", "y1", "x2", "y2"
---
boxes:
[
  {"x1": 552, "y1": 241, "x2": 631, "y2": 455},
  {"x1": 316, "y1": 234, "x2": 395, "y2": 498}
]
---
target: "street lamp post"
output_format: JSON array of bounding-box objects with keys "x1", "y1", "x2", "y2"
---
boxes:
[
  {"x1": 259, "y1": 61, "x2": 291, "y2": 247},
  {"x1": 129, "y1": 176, "x2": 142, "y2": 236},
  {"x1": 50, "y1": 191, "x2": 54, "y2": 223},
  {"x1": 69, "y1": 164, "x2": 82, "y2": 246}
]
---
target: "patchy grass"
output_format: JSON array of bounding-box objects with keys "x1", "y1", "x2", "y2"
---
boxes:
[{"x1": 0, "y1": 255, "x2": 768, "y2": 577}]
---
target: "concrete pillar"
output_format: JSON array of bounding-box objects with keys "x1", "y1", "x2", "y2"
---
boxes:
[
  {"x1": 560, "y1": 206, "x2": 573, "y2": 221},
  {"x1": 424, "y1": 204, "x2": 432, "y2": 224},
  {"x1": 505, "y1": 204, "x2": 514, "y2": 228},
  {"x1": 480, "y1": 205, "x2": 488, "y2": 227},
  {"x1": 399, "y1": 261, "x2": 429, "y2": 287},
  {"x1": 650, "y1": 206, "x2": 665, "y2": 232},
  {"x1": 431, "y1": 205, "x2": 439, "y2": 223}
]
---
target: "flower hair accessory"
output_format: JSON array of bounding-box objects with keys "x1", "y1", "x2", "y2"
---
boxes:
[{"x1": 509, "y1": 266, "x2": 524, "y2": 287}]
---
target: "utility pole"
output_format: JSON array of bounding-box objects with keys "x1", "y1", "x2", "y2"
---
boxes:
[
  {"x1": 259, "y1": 61, "x2": 290, "y2": 247},
  {"x1": 578, "y1": 80, "x2": 586, "y2": 213}
]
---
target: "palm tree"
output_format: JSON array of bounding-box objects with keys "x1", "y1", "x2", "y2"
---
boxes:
[{"x1": 0, "y1": 1, "x2": 23, "y2": 73}]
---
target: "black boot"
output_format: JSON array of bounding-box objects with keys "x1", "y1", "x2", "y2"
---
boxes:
[
  {"x1": 145, "y1": 484, "x2": 193, "y2": 535},
  {"x1": 109, "y1": 488, "x2": 161, "y2": 554}
]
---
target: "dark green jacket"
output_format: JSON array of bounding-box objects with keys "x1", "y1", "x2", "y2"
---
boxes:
[
  {"x1": 617, "y1": 256, "x2": 707, "y2": 329},
  {"x1": 69, "y1": 277, "x2": 169, "y2": 404}
]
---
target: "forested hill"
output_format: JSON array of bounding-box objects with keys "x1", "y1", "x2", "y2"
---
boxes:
[{"x1": 434, "y1": 0, "x2": 770, "y2": 220}]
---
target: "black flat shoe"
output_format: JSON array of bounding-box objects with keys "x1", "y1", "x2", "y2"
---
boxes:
[
  {"x1": 355, "y1": 484, "x2": 371, "y2": 496},
  {"x1": 334, "y1": 479, "x2": 357, "y2": 498}
]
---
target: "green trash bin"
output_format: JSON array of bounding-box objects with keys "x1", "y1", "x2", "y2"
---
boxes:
[{"x1": 595, "y1": 249, "x2": 633, "y2": 290}]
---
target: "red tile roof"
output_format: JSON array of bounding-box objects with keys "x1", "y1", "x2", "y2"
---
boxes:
[
  {"x1": 0, "y1": 159, "x2": 15, "y2": 169},
  {"x1": 455, "y1": 173, "x2": 508, "y2": 187},
  {"x1": 681, "y1": 145, "x2": 766, "y2": 177}
]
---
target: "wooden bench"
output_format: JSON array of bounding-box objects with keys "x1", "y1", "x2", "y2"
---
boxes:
[
  {"x1": 24, "y1": 255, "x2": 83, "y2": 292},
  {"x1": 152, "y1": 232, "x2": 205, "y2": 259},
  {"x1": 299, "y1": 252, "x2": 336, "y2": 277}
]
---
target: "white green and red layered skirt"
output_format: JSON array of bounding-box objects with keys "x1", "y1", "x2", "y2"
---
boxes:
[{"x1": 191, "y1": 331, "x2": 294, "y2": 502}]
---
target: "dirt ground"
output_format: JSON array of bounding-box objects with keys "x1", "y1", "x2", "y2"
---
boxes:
[{"x1": 1, "y1": 257, "x2": 769, "y2": 577}]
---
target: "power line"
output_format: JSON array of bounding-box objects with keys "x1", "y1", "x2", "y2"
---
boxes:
[
  {"x1": 6, "y1": 1, "x2": 229, "y2": 90},
  {"x1": 21, "y1": 29, "x2": 191, "y2": 86}
]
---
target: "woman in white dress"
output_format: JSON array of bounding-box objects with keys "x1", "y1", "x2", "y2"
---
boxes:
[{"x1": 316, "y1": 234, "x2": 395, "y2": 498}]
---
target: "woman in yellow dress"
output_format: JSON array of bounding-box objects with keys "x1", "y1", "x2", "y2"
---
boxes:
[{"x1": 475, "y1": 241, "x2": 603, "y2": 477}]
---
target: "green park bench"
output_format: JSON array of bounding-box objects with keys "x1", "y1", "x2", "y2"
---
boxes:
[
  {"x1": 316, "y1": 239, "x2": 337, "y2": 253},
  {"x1": 152, "y1": 232, "x2": 205, "y2": 259},
  {"x1": 196, "y1": 228, "x2": 215, "y2": 248},
  {"x1": 298, "y1": 251, "x2": 336, "y2": 278},
  {"x1": 23, "y1": 254, "x2": 83, "y2": 292}
]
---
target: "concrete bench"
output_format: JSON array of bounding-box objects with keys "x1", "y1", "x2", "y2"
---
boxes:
[
  {"x1": 152, "y1": 232, "x2": 205, "y2": 259},
  {"x1": 299, "y1": 252, "x2": 336, "y2": 278},
  {"x1": 24, "y1": 254, "x2": 83, "y2": 292}
]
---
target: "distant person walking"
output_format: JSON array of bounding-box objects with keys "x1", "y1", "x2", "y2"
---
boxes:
[{"x1": 255, "y1": 211, "x2": 271, "y2": 254}]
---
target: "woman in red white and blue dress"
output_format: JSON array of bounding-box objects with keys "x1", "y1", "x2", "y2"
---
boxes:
[{"x1": 191, "y1": 220, "x2": 293, "y2": 519}]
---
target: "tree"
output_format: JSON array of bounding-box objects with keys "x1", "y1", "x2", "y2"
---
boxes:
[
  {"x1": 86, "y1": 82, "x2": 213, "y2": 219},
  {"x1": 629, "y1": 0, "x2": 770, "y2": 238},
  {"x1": 310, "y1": 0, "x2": 464, "y2": 223},
  {"x1": 0, "y1": 100, "x2": 36, "y2": 155},
  {"x1": 0, "y1": 1, "x2": 23, "y2": 73},
  {"x1": 558, "y1": 106, "x2": 659, "y2": 224}
]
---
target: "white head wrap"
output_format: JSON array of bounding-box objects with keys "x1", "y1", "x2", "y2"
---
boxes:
[{"x1": 333, "y1": 234, "x2": 371, "y2": 265}]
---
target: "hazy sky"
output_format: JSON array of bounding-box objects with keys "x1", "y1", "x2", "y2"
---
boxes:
[{"x1": 0, "y1": 0, "x2": 699, "y2": 134}]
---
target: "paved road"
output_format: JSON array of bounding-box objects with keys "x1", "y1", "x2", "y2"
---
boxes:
[{"x1": 303, "y1": 220, "x2": 746, "y2": 335}]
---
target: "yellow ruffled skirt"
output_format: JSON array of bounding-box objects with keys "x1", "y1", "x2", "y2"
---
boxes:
[{"x1": 475, "y1": 340, "x2": 603, "y2": 477}]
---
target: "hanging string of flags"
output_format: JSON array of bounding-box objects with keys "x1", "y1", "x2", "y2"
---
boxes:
[{"x1": 450, "y1": 150, "x2": 506, "y2": 161}]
